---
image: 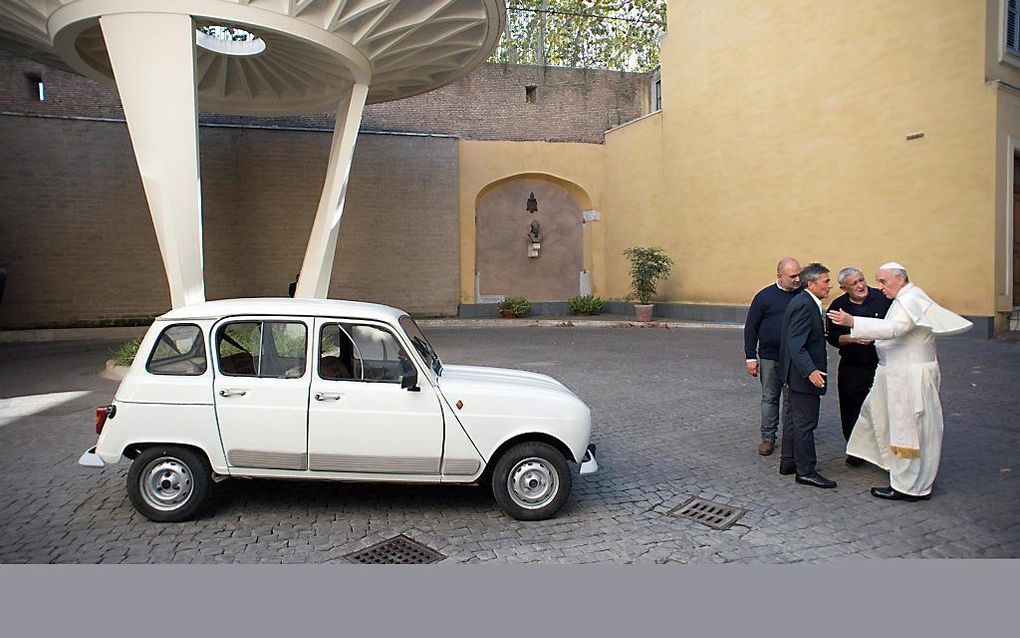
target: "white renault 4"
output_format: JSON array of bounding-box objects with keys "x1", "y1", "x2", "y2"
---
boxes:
[{"x1": 79, "y1": 299, "x2": 597, "y2": 522}]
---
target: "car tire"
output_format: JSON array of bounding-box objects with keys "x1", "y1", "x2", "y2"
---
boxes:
[
  {"x1": 127, "y1": 446, "x2": 213, "y2": 522},
  {"x1": 492, "y1": 441, "x2": 572, "y2": 521}
]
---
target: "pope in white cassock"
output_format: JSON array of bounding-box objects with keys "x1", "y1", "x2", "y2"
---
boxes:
[{"x1": 827, "y1": 263, "x2": 971, "y2": 501}]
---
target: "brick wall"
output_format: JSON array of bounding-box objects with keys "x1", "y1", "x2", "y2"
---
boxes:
[
  {"x1": 0, "y1": 116, "x2": 459, "y2": 328},
  {"x1": 0, "y1": 48, "x2": 647, "y2": 328},
  {"x1": 358, "y1": 64, "x2": 650, "y2": 143},
  {"x1": 0, "y1": 50, "x2": 650, "y2": 143}
]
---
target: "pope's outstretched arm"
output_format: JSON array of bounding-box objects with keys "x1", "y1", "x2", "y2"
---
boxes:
[{"x1": 851, "y1": 310, "x2": 914, "y2": 341}]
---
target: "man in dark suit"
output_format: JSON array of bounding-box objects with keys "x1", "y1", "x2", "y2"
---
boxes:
[{"x1": 778, "y1": 262, "x2": 836, "y2": 488}]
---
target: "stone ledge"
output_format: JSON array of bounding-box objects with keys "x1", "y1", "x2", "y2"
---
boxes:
[
  {"x1": 458, "y1": 303, "x2": 997, "y2": 339},
  {"x1": 459, "y1": 301, "x2": 749, "y2": 323},
  {"x1": 420, "y1": 318, "x2": 742, "y2": 330},
  {"x1": 0, "y1": 325, "x2": 148, "y2": 344}
]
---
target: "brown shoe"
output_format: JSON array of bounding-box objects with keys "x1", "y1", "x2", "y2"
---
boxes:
[{"x1": 757, "y1": 441, "x2": 775, "y2": 456}]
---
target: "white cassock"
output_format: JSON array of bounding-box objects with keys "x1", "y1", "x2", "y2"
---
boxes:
[{"x1": 847, "y1": 283, "x2": 971, "y2": 496}]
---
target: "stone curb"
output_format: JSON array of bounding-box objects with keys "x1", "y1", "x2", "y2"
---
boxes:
[
  {"x1": 100, "y1": 360, "x2": 130, "y2": 381},
  {"x1": 417, "y1": 318, "x2": 743, "y2": 330},
  {"x1": 0, "y1": 325, "x2": 148, "y2": 344}
]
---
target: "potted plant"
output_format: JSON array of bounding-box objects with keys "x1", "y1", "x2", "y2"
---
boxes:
[
  {"x1": 623, "y1": 247, "x2": 674, "y2": 322},
  {"x1": 567, "y1": 294, "x2": 605, "y2": 316},
  {"x1": 498, "y1": 295, "x2": 532, "y2": 318}
]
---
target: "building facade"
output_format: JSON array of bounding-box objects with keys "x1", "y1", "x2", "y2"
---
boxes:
[{"x1": 2, "y1": 0, "x2": 1018, "y2": 335}]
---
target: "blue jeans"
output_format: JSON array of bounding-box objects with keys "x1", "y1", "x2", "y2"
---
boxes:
[{"x1": 758, "y1": 359, "x2": 783, "y2": 443}]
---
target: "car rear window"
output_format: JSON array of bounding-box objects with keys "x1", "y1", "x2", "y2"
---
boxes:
[{"x1": 146, "y1": 324, "x2": 207, "y2": 376}]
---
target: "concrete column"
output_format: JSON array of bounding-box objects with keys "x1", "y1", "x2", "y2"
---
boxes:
[
  {"x1": 295, "y1": 83, "x2": 369, "y2": 299},
  {"x1": 100, "y1": 12, "x2": 204, "y2": 308}
]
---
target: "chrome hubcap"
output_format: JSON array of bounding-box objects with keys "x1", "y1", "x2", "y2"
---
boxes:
[
  {"x1": 507, "y1": 457, "x2": 559, "y2": 509},
  {"x1": 139, "y1": 456, "x2": 193, "y2": 512}
]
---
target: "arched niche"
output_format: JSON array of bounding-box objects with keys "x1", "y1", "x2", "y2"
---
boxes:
[{"x1": 474, "y1": 173, "x2": 594, "y2": 302}]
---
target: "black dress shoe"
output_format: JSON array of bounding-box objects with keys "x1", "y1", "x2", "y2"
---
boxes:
[
  {"x1": 845, "y1": 455, "x2": 864, "y2": 467},
  {"x1": 795, "y1": 473, "x2": 837, "y2": 488},
  {"x1": 779, "y1": 464, "x2": 796, "y2": 476},
  {"x1": 870, "y1": 486, "x2": 930, "y2": 501}
]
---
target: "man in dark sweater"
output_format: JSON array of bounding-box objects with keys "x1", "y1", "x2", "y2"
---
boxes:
[
  {"x1": 824, "y1": 266, "x2": 893, "y2": 466},
  {"x1": 744, "y1": 257, "x2": 802, "y2": 456}
]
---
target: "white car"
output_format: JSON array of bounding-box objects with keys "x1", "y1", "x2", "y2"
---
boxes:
[{"x1": 79, "y1": 298, "x2": 597, "y2": 522}]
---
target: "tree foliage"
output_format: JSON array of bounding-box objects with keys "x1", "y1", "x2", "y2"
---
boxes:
[{"x1": 488, "y1": 1, "x2": 667, "y2": 72}]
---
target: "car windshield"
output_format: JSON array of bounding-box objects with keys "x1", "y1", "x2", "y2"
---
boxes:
[{"x1": 399, "y1": 315, "x2": 442, "y2": 377}]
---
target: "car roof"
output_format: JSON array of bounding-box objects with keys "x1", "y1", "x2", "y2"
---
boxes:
[{"x1": 158, "y1": 298, "x2": 408, "y2": 323}]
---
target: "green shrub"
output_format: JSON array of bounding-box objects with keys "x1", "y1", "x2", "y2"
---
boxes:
[
  {"x1": 111, "y1": 338, "x2": 142, "y2": 367},
  {"x1": 567, "y1": 294, "x2": 605, "y2": 315},
  {"x1": 623, "y1": 246, "x2": 674, "y2": 304},
  {"x1": 498, "y1": 295, "x2": 532, "y2": 317}
]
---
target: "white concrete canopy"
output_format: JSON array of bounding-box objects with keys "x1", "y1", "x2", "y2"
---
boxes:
[{"x1": 0, "y1": 0, "x2": 505, "y2": 306}]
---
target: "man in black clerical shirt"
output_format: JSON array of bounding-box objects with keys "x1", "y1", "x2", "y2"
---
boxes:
[{"x1": 824, "y1": 266, "x2": 893, "y2": 466}]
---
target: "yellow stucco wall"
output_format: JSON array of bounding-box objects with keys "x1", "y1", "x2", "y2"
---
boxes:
[
  {"x1": 459, "y1": 1, "x2": 1013, "y2": 318},
  {"x1": 458, "y1": 141, "x2": 606, "y2": 303},
  {"x1": 645, "y1": 0, "x2": 999, "y2": 314},
  {"x1": 602, "y1": 113, "x2": 667, "y2": 299}
]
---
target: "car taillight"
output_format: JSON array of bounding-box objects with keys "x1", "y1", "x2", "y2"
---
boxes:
[{"x1": 95, "y1": 404, "x2": 115, "y2": 435}]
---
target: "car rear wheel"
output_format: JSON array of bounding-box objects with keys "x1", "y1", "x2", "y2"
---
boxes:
[
  {"x1": 127, "y1": 446, "x2": 212, "y2": 522},
  {"x1": 492, "y1": 441, "x2": 572, "y2": 521}
]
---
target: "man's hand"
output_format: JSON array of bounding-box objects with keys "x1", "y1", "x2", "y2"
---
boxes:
[
  {"x1": 746, "y1": 360, "x2": 759, "y2": 377},
  {"x1": 808, "y1": 370, "x2": 827, "y2": 388},
  {"x1": 827, "y1": 309, "x2": 854, "y2": 327},
  {"x1": 838, "y1": 334, "x2": 874, "y2": 346}
]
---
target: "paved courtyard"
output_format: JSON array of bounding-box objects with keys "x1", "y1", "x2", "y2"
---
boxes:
[{"x1": 0, "y1": 325, "x2": 1017, "y2": 563}]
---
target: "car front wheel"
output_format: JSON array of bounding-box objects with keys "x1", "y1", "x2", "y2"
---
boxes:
[
  {"x1": 127, "y1": 446, "x2": 212, "y2": 522},
  {"x1": 492, "y1": 441, "x2": 572, "y2": 521}
]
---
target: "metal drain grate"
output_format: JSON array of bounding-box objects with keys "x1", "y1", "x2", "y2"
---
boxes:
[
  {"x1": 345, "y1": 535, "x2": 446, "y2": 565},
  {"x1": 669, "y1": 497, "x2": 744, "y2": 530}
]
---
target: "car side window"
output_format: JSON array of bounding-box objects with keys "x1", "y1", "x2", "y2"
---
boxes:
[
  {"x1": 319, "y1": 322, "x2": 413, "y2": 384},
  {"x1": 262, "y1": 322, "x2": 307, "y2": 378},
  {"x1": 319, "y1": 324, "x2": 357, "y2": 380},
  {"x1": 217, "y1": 320, "x2": 307, "y2": 378},
  {"x1": 146, "y1": 324, "x2": 207, "y2": 376}
]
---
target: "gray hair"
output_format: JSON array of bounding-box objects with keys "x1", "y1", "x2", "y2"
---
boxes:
[
  {"x1": 878, "y1": 262, "x2": 910, "y2": 282},
  {"x1": 801, "y1": 262, "x2": 830, "y2": 285},
  {"x1": 837, "y1": 267, "x2": 863, "y2": 285},
  {"x1": 888, "y1": 267, "x2": 909, "y2": 282}
]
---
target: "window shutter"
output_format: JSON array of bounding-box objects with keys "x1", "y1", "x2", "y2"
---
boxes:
[{"x1": 1009, "y1": 0, "x2": 1019, "y2": 53}]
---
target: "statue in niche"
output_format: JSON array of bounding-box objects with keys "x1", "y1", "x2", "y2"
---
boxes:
[
  {"x1": 526, "y1": 192, "x2": 538, "y2": 214},
  {"x1": 528, "y1": 220, "x2": 542, "y2": 243}
]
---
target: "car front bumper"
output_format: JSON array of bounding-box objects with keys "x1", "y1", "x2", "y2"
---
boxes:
[{"x1": 579, "y1": 444, "x2": 598, "y2": 476}]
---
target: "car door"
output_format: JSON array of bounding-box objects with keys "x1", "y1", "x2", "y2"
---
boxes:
[
  {"x1": 212, "y1": 317, "x2": 311, "y2": 470},
  {"x1": 307, "y1": 318, "x2": 444, "y2": 475}
]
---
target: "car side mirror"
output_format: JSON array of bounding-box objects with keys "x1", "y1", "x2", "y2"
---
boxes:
[{"x1": 400, "y1": 366, "x2": 420, "y2": 392}]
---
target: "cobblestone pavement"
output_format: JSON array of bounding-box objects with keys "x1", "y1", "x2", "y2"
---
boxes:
[{"x1": 1, "y1": 327, "x2": 1017, "y2": 563}]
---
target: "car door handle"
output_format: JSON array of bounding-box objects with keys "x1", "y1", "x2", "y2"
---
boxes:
[
  {"x1": 314, "y1": 392, "x2": 344, "y2": 402},
  {"x1": 219, "y1": 389, "x2": 247, "y2": 398}
]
